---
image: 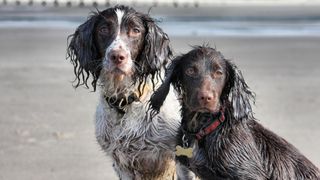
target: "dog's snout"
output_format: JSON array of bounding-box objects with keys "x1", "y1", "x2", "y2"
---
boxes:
[
  {"x1": 198, "y1": 91, "x2": 214, "y2": 104},
  {"x1": 197, "y1": 77, "x2": 216, "y2": 106},
  {"x1": 109, "y1": 50, "x2": 128, "y2": 65}
]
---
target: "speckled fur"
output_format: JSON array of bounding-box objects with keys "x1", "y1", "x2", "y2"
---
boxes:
[
  {"x1": 67, "y1": 5, "x2": 187, "y2": 179},
  {"x1": 95, "y1": 82, "x2": 181, "y2": 180}
]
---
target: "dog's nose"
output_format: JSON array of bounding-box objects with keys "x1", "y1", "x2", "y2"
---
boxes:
[
  {"x1": 198, "y1": 91, "x2": 214, "y2": 104},
  {"x1": 109, "y1": 50, "x2": 128, "y2": 65}
]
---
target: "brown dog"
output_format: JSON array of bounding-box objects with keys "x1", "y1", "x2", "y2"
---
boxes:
[{"x1": 150, "y1": 46, "x2": 320, "y2": 179}]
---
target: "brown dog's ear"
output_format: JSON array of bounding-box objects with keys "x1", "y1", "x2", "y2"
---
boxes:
[
  {"x1": 67, "y1": 14, "x2": 100, "y2": 91},
  {"x1": 149, "y1": 56, "x2": 182, "y2": 113},
  {"x1": 223, "y1": 60, "x2": 255, "y2": 120}
]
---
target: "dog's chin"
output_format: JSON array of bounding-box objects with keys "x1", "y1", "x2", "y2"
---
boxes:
[
  {"x1": 111, "y1": 68, "x2": 127, "y2": 80},
  {"x1": 106, "y1": 67, "x2": 134, "y2": 81},
  {"x1": 101, "y1": 66, "x2": 135, "y2": 95},
  {"x1": 190, "y1": 106, "x2": 220, "y2": 114},
  {"x1": 113, "y1": 66, "x2": 133, "y2": 75}
]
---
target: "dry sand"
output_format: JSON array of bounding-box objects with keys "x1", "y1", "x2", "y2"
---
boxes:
[{"x1": 0, "y1": 8, "x2": 320, "y2": 180}]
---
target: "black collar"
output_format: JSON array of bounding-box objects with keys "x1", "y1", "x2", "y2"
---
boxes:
[{"x1": 104, "y1": 93, "x2": 139, "y2": 114}]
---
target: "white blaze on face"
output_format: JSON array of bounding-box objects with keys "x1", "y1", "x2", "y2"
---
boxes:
[
  {"x1": 116, "y1": 9, "x2": 124, "y2": 28},
  {"x1": 104, "y1": 9, "x2": 133, "y2": 74}
]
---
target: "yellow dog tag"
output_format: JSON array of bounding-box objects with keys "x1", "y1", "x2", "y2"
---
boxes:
[{"x1": 175, "y1": 145, "x2": 193, "y2": 158}]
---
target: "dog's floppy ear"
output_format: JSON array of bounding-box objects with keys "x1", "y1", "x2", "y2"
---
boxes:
[
  {"x1": 223, "y1": 60, "x2": 255, "y2": 120},
  {"x1": 67, "y1": 14, "x2": 100, "y2": 91},
  {"x1": 138, "y1": 15, "x2": 172, "y2": 78},
  {"x1": 149, "y1": 56, "x2": 182, "y2": 113}
]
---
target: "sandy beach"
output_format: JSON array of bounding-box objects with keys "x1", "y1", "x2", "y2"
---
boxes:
[{"x1": 0, "y1": 6, "x2": 320, "y2": 180}]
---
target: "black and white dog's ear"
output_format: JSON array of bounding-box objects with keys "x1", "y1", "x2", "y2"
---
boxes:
[
  {"x1": 149, "y1": 56, "x2": 182, "y2": 113},
  {"x1": 222, "y1": 60, "x2": 255, "y2": 120},
  {"x1": 138, "y1": 16, "x2": 172, "y2": 76},
  {"x1": 67, "y1": 14, "x2": 100, "y2": 91}
]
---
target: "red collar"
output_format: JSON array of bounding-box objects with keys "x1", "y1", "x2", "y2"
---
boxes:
[{"x1": 195, "y1": 111, "x2": 225, "y2": 140}]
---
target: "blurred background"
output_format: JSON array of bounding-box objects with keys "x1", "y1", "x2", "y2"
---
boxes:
[{"x1": 1, "y1": 0, "x2": 320, "y2": 179}]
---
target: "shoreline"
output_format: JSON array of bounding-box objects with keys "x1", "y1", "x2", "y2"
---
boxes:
[
  {"x1": 1, "y1": 5, "x2": 320, "y2": 19},
  {"x1": 1, "y1": 6, "x2": 320, "y2": 37}
]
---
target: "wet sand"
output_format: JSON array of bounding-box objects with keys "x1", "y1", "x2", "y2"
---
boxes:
[{"x1": 1, "y1": 11, "x2": 320, "y2": 180}]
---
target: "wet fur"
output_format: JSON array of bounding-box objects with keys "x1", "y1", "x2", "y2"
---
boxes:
[
  {"x1": 150, "y1": 46, "x2": 320, "y2": 179},
  {"x1": 67, "y1": 5, "x2": 183, "y2": 179},
  {"x1": 67, "y1": 5, "x2": 171, "y2": 91}
]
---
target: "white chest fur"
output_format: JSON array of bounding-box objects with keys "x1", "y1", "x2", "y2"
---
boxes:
[{"x1": 95, "y1": 88, "x2": 180, "y2": 157}]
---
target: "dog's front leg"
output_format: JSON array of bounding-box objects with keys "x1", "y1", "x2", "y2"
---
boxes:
[
  {"x1": 95, "y1": 102, "x2": 111, "y2": 151},
  {"x1": 176, "y1": 162, "x2": 198, "y2": 180},
  {"x1": 112, "y1": 162, "x2": 135, "y2": 180}
]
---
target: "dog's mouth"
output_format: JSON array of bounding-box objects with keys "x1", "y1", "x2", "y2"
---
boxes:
[
  {"x1": 112, "y1": 67, "x2": 128, "y2": 75},
  {"x1": 111, "y1": 66, "x2": 134, "y2": 75},
  {"x1": 103, "y1": 66, "x2": 134, "y2": 83},
  {"x1": 189, "y1": 106, "x2": 220, "y2": 114},
  {"x1": 195, "y1": 107, "x2": 215, "y2": 113},
  {"x1": 184, "y1": 102, "x2": 217, "y2": 114},
  {"x1": 100, "y1": 67, "x2": 135, "y2": 97}
]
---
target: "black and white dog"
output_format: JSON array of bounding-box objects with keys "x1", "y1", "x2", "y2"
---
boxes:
[{"x1": 67, "y1": 5, "x2": 184, "y2": 179}]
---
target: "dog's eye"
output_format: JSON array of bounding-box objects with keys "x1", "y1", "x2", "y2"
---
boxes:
[
  {"x1": 133, "y1": 28, "x2": 140, "y2": 33},
  {"x1": 99, "y1": 26, "x2": 109, "y2": 35},
  {"x1": 185, "y1": 67, "x2": 198, "y2": 76},
  {"x1": 129, "y1": 27, "x2": 141, "y2": 37},
  {"x1": 214, "y1": 70, "x2": 223, "y2": 78}
]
